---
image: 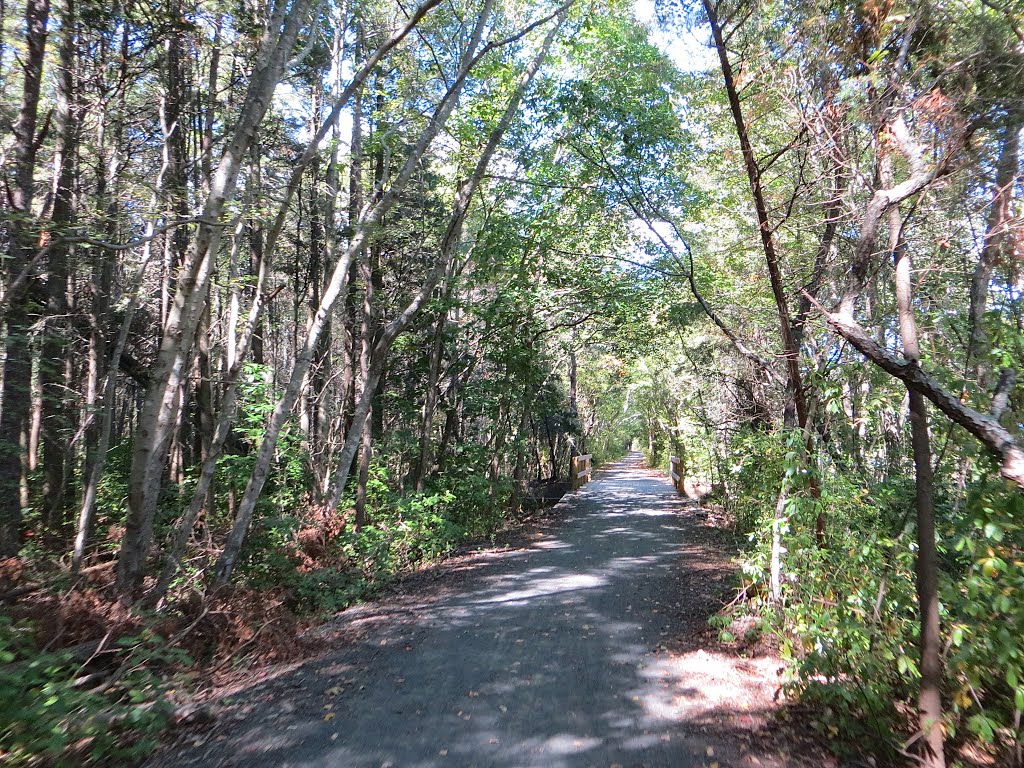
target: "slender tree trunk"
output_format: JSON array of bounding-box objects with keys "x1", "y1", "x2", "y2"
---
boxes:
[
  {"x1": 353, "y1": 228, "x2": 375, "y2": 526},
  {"x1": 40, "y1": 0, "x2": 78, "y2": 529},
  {"x1": 195, "y1": 306, "x2": 215, "y2": 471},
  {"x1": 890, "y1": 184, "x2": 946, "y2": 768},
  {"x1": 704, "y1": 0, "x2": 809, "y2": 433},
  {"x1": 77, "y1": 27, "x2": 128, "y2": 557},
  {"x1": 341, "y1": 32, "x2": 364, "y2": 471},
  {"x1": 0, "y1": 0, "x2": 52, "y2": 555},
  {"x1": 73, "y1": 236, "x2": 161, "y2": 574},
  {"x1": 414, "y1": 308, "x2": 448, "y2": 490},
  {"x1": 967, "y1": 112, "x2": 1021, "y2": 384},
  {"x1": 117, "y1": 0, "x2": 312, "y2": 592},
  {"x1": 704, "y1": 0, "x2": 822, "y2": 601},
  {"x1": 513, "y1": 382, "x2": 534, "y2": 488}
]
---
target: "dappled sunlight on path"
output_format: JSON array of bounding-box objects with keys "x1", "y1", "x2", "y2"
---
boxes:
[{"x1": 151, "y1": 453, "x2": 816, "y2": 768}]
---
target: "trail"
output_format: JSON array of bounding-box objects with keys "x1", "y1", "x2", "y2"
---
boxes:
[{"x1": 152, "y1": 454, "x2": 827, "y2": 767}]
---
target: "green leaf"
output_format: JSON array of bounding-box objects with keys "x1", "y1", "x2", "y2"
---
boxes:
[{"x1": 983, "y1": 522, "x2": 1003, "y2": 542}]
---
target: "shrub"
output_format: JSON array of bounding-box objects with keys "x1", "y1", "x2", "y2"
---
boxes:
[{"x1": 0, "y1": 617, "x2": 185, "y2": 766}]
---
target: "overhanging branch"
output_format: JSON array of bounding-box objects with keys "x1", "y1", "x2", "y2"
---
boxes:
[{"x1": 804, "y1": 291, "x2": 1024, "y2": 488}]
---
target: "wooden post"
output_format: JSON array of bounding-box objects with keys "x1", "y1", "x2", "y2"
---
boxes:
[
  {"x1": 669, "y1": 455, "x2": 682, "y2": 495},
  {"x1": 571, "y1": 454, "x2": 593, "y2": 492}
]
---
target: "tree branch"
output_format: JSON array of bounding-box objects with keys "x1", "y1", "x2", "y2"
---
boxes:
[{"x1": 804, "y1": 291, "x2": 1024, "y2": 487}]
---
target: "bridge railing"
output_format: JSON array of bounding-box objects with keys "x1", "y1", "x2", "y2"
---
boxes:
[{"x1": 570, "y1": 454, "x2": 593, "y2": 491}]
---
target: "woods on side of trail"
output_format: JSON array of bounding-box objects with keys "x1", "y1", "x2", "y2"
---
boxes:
[{"x1": 0, "y1": 0, "x2": 1021, "y2": 765}]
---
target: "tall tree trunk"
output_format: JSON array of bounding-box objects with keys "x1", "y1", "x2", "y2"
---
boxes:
[
  {"x1": 966, "y1": 112, "x2": 1021, "y2": 385},
  {"x1": 353, "y1": 225, "x2": 375, "y2": 527},
  {"x1": 40, "y1": 0, "x2": 78, "y2": 529},
  {"x1": 0, "y1": 0, "x2": 52, "y2": 556},
  {"x1": 891, "y1": 196, "x2": 946, "y2": 768},
  {"x1": 704, "y1": 0, "x2": 822, "y2": 601},
  {"x1": 76, "y1": 26, "x2": 128, "y2": 565},
  {"x1": 413, "y1": 306, "x2": 448, "y2": 490},
  {"x1": 117, "y1": 0, "x2": 313, "y2": 593},
  {"x1": 704, "y1": 0, "x2": 809, "y2": 433}
]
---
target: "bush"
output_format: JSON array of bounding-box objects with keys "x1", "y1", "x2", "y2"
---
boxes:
[
  {"x1": 729, "y1": 451, "x2": 1024, "y2": 764},
  {"x1": 235, "y1": 453, "x2": 515, "y2": 617},
  {"x1": 0, "y1": 617, "x2": 185, "y2": 766}
]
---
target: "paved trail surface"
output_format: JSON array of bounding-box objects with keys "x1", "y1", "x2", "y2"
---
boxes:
[{"x1": 153, "y1": 454, "x2": 812, "y2": 767}]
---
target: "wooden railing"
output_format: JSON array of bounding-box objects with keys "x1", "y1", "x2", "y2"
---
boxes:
[
  {"x1": 570, "y1": 454, "x2": 593, "y2": 491},
  {"x1": 669, "y1": 455, "x2": 683, "y2": 495}
]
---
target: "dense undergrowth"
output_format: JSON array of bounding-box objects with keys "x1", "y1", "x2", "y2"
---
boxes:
[
  {"x1": 709, "y1": 428, "x2": 1024, "y2": 767},
  {"x1": 0, "y1": 442, "x2": 553, "y2": 766}
]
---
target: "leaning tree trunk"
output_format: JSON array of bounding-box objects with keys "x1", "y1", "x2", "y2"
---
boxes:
[
  {"x1": 116, "y1": 0, "x2": 313, "y2": 593},
  {"x1": 325, "y1": 4, "x2": 571, "y2": 510},
  {"x1": 704, "y1": 0, "x2": 821, "y2": 601},
  {"x1": 213, "y1": 0, "x2": 499, "y2": 586}
]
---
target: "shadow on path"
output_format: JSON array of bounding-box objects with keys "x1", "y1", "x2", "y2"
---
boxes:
[{"x1": 150, "y1": 454, "x2": 813, "y2": 768}]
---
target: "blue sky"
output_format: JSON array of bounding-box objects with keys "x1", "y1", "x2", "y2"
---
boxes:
[{"x1": 633, "y1": 0, "x2": 716, "y2": 74}]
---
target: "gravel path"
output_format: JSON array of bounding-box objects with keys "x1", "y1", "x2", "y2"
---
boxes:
[{"x1": 151, "y1": 454, "x2": 825, "y2": 768}]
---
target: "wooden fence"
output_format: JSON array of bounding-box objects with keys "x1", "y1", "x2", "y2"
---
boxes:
[
  {"x1": 570, "y1": 454, "x2": 593, "y2": 491},
  {"x1": 669, "y1": 455, "x2": 683, "y2": 495}
]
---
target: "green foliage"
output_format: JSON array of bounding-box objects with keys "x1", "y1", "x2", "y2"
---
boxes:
[
  {"x1": 226, "y1": 363, "x2": 311, "y2": 515},
  {"x1": 0, "y1": 617, "x2": 185, "y2": 766},
  {"x1": 726, "y1": 430, "x2": 786, "y2": 535},
  {"x1": 726, "y1": 450, "x2": 1024, "y2": 761},
  {"x1": 773, "y1": 484, "x2": 920, "y2": 759},
  {"x1": 943, "y1": 480, "x2": 1024, "y2": 750},
  {"x1": 236, "y1": 450, "x2": 516, "y2": 617}
]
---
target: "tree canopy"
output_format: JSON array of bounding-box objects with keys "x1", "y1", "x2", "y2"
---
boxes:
[{"x1": 0, "y1": 0, "x2": 1021, "y2": 763}]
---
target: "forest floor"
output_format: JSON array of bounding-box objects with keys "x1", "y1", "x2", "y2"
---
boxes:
[{"x1": 147, "y1": 453, "x2": 836, "y2": 767}]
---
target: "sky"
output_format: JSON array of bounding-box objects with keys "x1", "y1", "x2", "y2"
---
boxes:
[{"x1": 633, "y1": 0, "x2": 717, "y2": 74}]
